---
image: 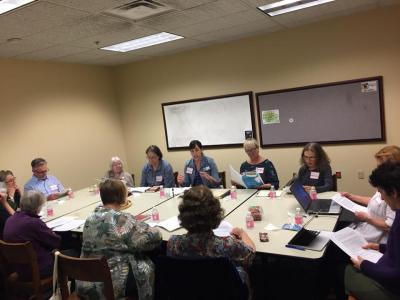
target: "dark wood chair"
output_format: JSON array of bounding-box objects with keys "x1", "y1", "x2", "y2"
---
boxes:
[
  {"x1": 56, "y1": 252, "x2": 116, "y2": 300},
  {"x1": 218, "y1": 171, "x2": 226, "y2": 188},
  {"x1": 0, "y1": 240, "x2": 53, "y2": 300},
  {"x1": 332, "y1": 174, "x2": 338, "y2": 191}
]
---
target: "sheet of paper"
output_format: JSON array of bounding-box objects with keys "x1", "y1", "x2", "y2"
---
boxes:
[
  {"x1": 53, "y1": 220, "x2": 85, "y2": 231},
  {"x1": 257, "y1": 190, "x2": 283, "y2": 197},
  {"x1": 229, "y1": 165, "x2": 246, "y2": 187},
  {"x1": 172, "y1": 187, "x2": 190, "y2": 196},
  {"x1": 156, "y1": 216, "x2": 181, "y2": 232},
  {"x1": 129, "y1": 187, "x2": 150, "y2": 193},
  {"x1": 264, "y1": 223, "x2": 280, "y2": 231},
  {"x1": 46, "y1": 216, "x2": 77, "y2": 228},
  {"x1": 330, "y1": 227, "x2": 383, "y2": 263},
  {"x1": 213, "y1": 221, "x2": 233, "y2": 237},
  {"x1": 331, "y1": 193, "x2": 368, "y2": 213}
]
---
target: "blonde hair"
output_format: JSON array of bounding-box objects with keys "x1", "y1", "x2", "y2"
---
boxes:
[
  {"x1": 243, "y1": 139, "x2": 259, "y2": 151},
  {"x1": 375, "y1": 146, "x2": 400, "y2": 163}
]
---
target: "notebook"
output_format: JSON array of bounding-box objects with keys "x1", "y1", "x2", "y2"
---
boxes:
[
  {"x1": 290, "y1": 180, "x2": 341, "y2": 215},
  {"x1": 287, "y1": 228, "x2": 332, "y2": 251}
]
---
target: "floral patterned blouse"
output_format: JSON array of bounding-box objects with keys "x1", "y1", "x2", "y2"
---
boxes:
[
  {"x1": 76, "y1": 206, "x2": 162, "y2": 300},
  {"x1": 167, "y1": 232, "x2": 255, "y2": 282}
]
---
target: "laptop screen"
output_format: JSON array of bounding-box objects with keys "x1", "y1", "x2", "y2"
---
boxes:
[{"x1": 290, "y1": 180, "x2": 312, "y2": 211}]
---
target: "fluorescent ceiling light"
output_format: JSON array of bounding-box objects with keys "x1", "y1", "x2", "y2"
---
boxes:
[
  {"x1": 0, "y1": 0, "x2": 37, "y2": 15},
  {"x1": 258, "y1": 0, "x2": 335, "y2": 16},
  {"x1": 101, "y1": 32, "x2": 184, "y2": 52}
]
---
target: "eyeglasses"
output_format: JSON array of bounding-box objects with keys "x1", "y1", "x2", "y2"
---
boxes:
[
  {"x1": 303, "y1": 155, "x2": 316, "y2": 160},
  {"x1": 245, "y1": 148, "x2": 257, "y2": 154},
  {"x1": 5, "y1": 177, "x2": 16, "y2": 184}
]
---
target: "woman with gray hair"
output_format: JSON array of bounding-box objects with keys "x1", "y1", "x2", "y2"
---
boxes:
[
  {"x1": 3, "y1": 191, "x2": 61, "y2": 280},
  {"x1": 104, "y1": 156, "x2": 134, "y2": 187}
]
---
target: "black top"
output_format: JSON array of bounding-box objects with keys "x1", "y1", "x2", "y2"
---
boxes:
[
  {"x1": 240, "y1": 159, "x2": 279, "y2": 189},
  {"x1": 0, "y1": 190, "x2": 20, "y2": 239},
  {"x1": 297, "y1": 165, "x2": 333, "y2": 193}
]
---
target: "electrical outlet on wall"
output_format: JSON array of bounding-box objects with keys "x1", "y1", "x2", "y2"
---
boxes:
[{"x1": 357, "y1": 170, "x2": 365, "y2": 179}]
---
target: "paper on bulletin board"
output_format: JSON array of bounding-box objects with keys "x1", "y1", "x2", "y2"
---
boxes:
[
  {"x1": 361, "y1": 81, "x2": 377, "y2": 93},
  {"x1": 262, "y1": 109, "x2": 280, "y2": 124}
]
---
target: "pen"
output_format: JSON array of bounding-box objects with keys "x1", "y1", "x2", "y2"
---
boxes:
[{"x1": 285, "y1": 244, "x2": 306, "y2": 251}]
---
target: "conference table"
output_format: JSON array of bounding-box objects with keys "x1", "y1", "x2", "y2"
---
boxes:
[{"x1": 45, "y1": 187, "x2": 340, "y2": 259}]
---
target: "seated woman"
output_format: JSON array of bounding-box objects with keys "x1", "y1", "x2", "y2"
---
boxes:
[
  {"x1": 0, "y1": 170, "x2": 21, "y2": 239},
  {"x1": 342, "y1": 146, "x2": 399, "y2": 243},
  {"x1": 177, "y1": 140, "x2": 220, "y2": 188},
  {"x1": 77, "y1": 179, "x2": 162, "y2": 300},
  {"x1": 140, "y1": 145, "x2": 175, "y2": 188},
  {"x1": 239, "y1": 139, "x2": 279, "y2": 189},
  {"x1": 345, "y1": 161, "x2": 400, "y2": 300},
  {"x1": 297, "y1": 142, "x2": 333, "y2": 193},
  {"x1": 167, "y1": 185, "x2": 256, "y2": 285},
  {"x1": 104, "y1": 156, "x2": 134, "y2": 187},
  {"x1": 3, "y1": 191, "x2": 61, "y2": 280}
]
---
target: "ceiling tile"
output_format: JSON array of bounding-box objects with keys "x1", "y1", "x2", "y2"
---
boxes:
[
  {"x1": 0, "y1": 1, "x2": 90, "y2": 41},
  {"x1": 67, "y1": 25, "x2": 158, "y2": 49},
  {"x1": 13, "y1": 45, "x2": 90, "y2": 60},
  {"x1": 44, "y1": 0, "x2": 136, "y2": 13},
  {"x1": 129, "y1": 38, "x2": 208, "y2": 56}
]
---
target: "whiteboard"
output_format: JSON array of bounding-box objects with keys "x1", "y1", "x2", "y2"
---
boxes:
[{"x1": 162, "y1": 92, "x2": 255, "y2": 149}]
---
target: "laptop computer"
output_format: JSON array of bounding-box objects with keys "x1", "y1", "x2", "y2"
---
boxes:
[{"x1": 290, "y1": 180, "x2": 341, "y2": 215}]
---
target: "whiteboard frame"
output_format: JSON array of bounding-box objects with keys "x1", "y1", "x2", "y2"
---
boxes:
[{"x1": 162, "y1": 92, "x2": 256, "y2": 150}]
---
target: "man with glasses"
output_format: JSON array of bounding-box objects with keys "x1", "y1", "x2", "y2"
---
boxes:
[{"x1": 24, "y1": 158, "x2": 65, "y2": 200}]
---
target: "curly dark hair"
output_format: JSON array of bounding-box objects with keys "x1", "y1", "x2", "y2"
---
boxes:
[
  {"x1": 178, "y1": 185, "x2": 224, "y2": 233},
  {"x1": 370, "y1": 161, "x2": 400, "y2": 198},
  {"x1": 300, "y1": 142, "x2": 330, "y2": 169}
]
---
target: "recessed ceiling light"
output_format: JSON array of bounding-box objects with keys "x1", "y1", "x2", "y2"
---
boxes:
[
  {"x1": 258, "y1": 0, "x2": 335, "y2": 16},
  {"x1": 100, "y1": 32, "x2": 183, "y2": 52},
  {"x1": 0, "y1": 0, "x2": 37, "y2": 15}
]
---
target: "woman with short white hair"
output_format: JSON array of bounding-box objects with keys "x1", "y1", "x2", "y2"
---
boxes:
[
  {"x1": 104, "y1": 156, "x2": 134, "y2": 187},
  {"x1": 3, "y1": 191, "x2": 61, "y2": 280},
  {"x1": 239, "y1": 139, "x2": 279, "y2": 189}
]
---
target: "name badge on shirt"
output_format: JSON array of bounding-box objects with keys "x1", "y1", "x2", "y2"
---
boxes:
[
  {"x1": 50, "y1": 184, "x2": 58, "y2": 191},
  {"x1": 310, "y1": 172, "x2": 320, "y2": 180},
  {"x1": 203, "y1": 166, "x2": 211, "y2": 172},
  {"x1": 256, "y1": 167, "x2": 264, "y2": 174},
  {"x1": 156, "y1": 175, "x2": 163, "y2": 182},
  {"x1": 186, "y1": 167, "x2": 193, "y2": 175}
]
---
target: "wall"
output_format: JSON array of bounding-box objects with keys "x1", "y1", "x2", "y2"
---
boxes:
[
  {"x1": 115, "y1": 5, "x2": 400, "y2": 195},
  {"x1": 0, "y1": 59, "x2": 127, "y2": 190}
]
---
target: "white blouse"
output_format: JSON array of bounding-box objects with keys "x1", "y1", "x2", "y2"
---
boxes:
[{"x1": 351, "y1": 191, "x2": 395, "y2": 243}]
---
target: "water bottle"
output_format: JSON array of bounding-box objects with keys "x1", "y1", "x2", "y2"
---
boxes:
[
  {"x1": 230, "y1": 186, "x2": 237, "y2": 200},
  {"x1": 46, "y1": 202, "x2": 54, "y2": 217},
  {"x1": 159, "y1": 185, "x2": 165, "y2": 198},
  {"x1": 269, "y1": 186, "x2": 276, "y2": 198},
  {"x1": 246, "y1": 212, "x2": 254, "y2": 229},
  {"x1": 67, "y1": 188, "x2": 74, "y2": 199},
  {"x1": 295, "y1": 207, "x2": 303, "y2": 225},
  {"x1": 152, "y1": 207, "x2": 160, "y2": 221},
  {"x1": 310, "y1": 186, "x2": 318, "y2": 201}
]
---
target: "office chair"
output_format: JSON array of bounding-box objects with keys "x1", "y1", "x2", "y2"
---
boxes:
[
  {"x1": 218, "y1": 171, "x2": 226, "y2": 188},
  {"x1": 154, "y1": 255, "x2": 248, "y2": 300}
]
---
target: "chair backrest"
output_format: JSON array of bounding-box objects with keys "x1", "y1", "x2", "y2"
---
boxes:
[
  {"x1": 173, "y1": 171, "x2": 178, "y2": 187},
  {"x1": 131, "y1": 173, "x2": 136, "y2": 187},
  {"x1": 56, "y1": 253, "x2": 115, "y2": 300},
  {"x1": 0, "y1": 240, "x2": 42, "y2": 296},
  {"x1": 332, "y1": 174, "x2": 338, "y2": 191},
  {"x1": 155, "y1": 256, "x2": 248, "y2": 300},
  {"x1": 218, "y1": 171, "x2": 226, "y2": 188}
]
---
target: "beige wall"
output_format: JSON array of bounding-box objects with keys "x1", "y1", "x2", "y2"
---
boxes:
[
  {"x1": 0, "y1": 59, "x2": 127, "y2": 190},
  {"x1": 115, "y1": 5, "x2": 400, "y2": 195}
]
